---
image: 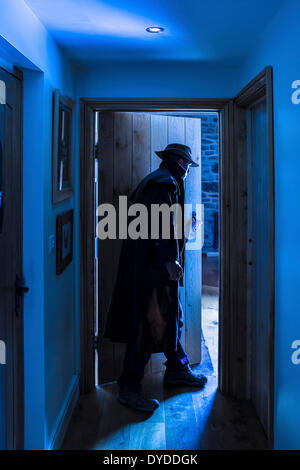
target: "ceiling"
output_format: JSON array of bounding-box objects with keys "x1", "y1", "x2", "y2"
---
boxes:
[{"x1": 25, "y1": 0, "x2": 285, "y2": 65}]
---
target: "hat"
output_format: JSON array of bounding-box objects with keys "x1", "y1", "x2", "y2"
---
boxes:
[{"x1": 155, "y1": 143, "x2": 199, "y2": 167}]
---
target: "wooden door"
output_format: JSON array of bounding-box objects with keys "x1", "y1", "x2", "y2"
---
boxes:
[
  {"x1": 97, "y1": 112, "x2": 201, "y2": 384},
  {"x1": 219, "y1": 68, "x2": 274, "y2": 445},
  {"x1": 247, "y1": 97, "x2": 273, "y2": 436},
  {"x1": 0, "y1": 67, "x2": 23, "y2": 449}
]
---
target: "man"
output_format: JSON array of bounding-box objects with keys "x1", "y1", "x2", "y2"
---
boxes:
[{"x1": 105, "y1": 143, "x2": 207, "y2": 412}]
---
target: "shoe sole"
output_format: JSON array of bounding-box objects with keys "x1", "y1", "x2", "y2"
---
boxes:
[
  {"x1": 118, "y1": 397, "x2": 159, "y2": 413},
  {"x1": 163, "y1": 379, "x2": 207, "y2": 388}
]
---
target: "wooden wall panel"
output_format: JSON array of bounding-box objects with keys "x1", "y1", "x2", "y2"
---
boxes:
[
  {"x1": 113, "y1": 113, "x2": 133, "y2": 379},
  {"x1": 167, "y1": 115, "x2": 185, "y2": 145},
  {"x1": 151, "y1": 115, "x2": 203, "y2": 370},
  {"x1": 184, "y1": 117, "x2": 202, "y2": 364},
  {"x1": 150, "y1": 115, "x2": 168, "y2": 171},
  {"x1": 167, "y1": 116, "x2": 187, "y2": 353},
  {"x1": 149, "y1": 115, "x2": 169, "y2": 373},
  {"x1": 132, "y1": 113, "x2": 152, "y2": 375},
  {"x1": 132, "y1": 113, "x2": 151, "y2": 188},
  {"x1": 113, "y1": 113, "x2": 133, "y2": 196},
  {"x1": 98, "y1": 112, "x2": 153, "y2": 382},
  {"x1": 220, "y1": 102, "x2": 248, "y2": 399},
  {"x1": 232, "y1": 105, "x2": 248, "y2": 398},
  {"x1": 248, "y1": 99, "x2": 270, "y2": 435},
  {"x1": 98, "y1": 112, "x2": 202, "y2": 383}
]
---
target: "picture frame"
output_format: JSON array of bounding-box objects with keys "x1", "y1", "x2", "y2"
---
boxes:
[
  {"x1": 52, "y1": 89, "x2": 75, "y2": 204},
  {"x1": 56, "y1": 209, "x2": 74, "y2": 275}
]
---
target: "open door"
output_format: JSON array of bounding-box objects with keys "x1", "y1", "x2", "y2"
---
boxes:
[
  {"x1": 246, "y1": 96, "x2": 273, "y2": 438},
  {"x1": 220, "y1": 67, "x2": 274, "y2": 445},
  {"x1": 0, "y1": 67, "x2": 23, "y2": 450},
  {"x1": 97, "y1": 112, "x2": 201, "y2": 384}
]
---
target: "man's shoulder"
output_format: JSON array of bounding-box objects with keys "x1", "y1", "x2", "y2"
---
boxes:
[
  {"x1": 130, "y1": 167, "x2": 178, "y2": 203},
  {"x1": 148, "y1": 168, "x2": 178, "y2": 187}
]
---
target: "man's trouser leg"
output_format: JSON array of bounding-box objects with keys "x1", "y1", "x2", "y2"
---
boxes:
[
  {"x1": 164, "y1": 339, "x2": 189, "y2": 370},
  {"x1": 118, "y1": 345, "x2": 151, "y2": 393},
  {"x1": 164, "y1": 301, "x2": 189, "y2": 370}
]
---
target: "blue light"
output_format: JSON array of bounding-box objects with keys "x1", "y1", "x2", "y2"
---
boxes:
[{"x1": 146, "y1": 26, "x2": 164, "y2": 33}]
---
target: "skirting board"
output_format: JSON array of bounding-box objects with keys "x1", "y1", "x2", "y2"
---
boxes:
[{"x1": 48, "y1": 374, "x2": 80, "y2": 450}]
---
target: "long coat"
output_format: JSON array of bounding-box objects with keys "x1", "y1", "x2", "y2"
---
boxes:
[{"x1": 105, "y1": 166, "x2": 185, "y2": 353}]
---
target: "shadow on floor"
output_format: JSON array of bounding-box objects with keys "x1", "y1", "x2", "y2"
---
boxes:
[
  {"x1": 62, "y1": 252, "x2": 266, "y2": 450},
  {"x1": 62, "y1": 336, "x2": 266, "y2": 450}
]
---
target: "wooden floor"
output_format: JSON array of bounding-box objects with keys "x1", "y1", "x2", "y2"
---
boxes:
[
  {"x1": 202, "y1": 253, "x2": 219, "y2": 377},
  {"x1": 62, "y1": 254, "x2": 267, "y2": 450},
  {"x1": 62, "y1": 348, "x2": 267, "y2": 450}
]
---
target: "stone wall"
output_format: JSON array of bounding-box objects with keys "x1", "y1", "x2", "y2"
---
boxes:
[{"x1": 200, "y1": 113, "x2": 219, "y2": 251}]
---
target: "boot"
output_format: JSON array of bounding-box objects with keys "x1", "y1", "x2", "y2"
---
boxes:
[{"x1": 164, "y1": 365, "x2": 207, "y2": 388}]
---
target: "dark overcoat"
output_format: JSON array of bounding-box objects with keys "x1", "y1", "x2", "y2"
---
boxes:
[{"x1": 105, "y1": 166, "x2": 185, "y2": 353}]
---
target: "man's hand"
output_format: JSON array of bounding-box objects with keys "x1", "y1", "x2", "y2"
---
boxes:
[
  {"x1": 164, "y1": 261, "x2": 183, "y2": 281},
  {"x1": 192, "y1": 211, "x2": 201, "y2": 233}
]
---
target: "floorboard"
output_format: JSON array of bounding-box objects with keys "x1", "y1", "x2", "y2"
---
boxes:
[
  {"x1": 62, "y1": 254, "x2": 267, "y2": 451},
  {"x1": 62, "y1": 340, "x2": 266, "y2": 450}
]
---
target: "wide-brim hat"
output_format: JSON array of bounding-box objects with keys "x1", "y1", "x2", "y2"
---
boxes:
[{"x1": 155, "y1": 143, "x2": 199, "y2": 167}]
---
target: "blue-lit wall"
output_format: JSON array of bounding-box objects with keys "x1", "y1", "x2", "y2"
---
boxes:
[
  {"x1": 75, "y1": 60, "x2": 239, "y2": 99},
  {"x1": 237, "y1": 0, "x2": 300, "y2": 450},
  {"x1": 0, "y1": 0, "x2": 78, "y2": 450}
]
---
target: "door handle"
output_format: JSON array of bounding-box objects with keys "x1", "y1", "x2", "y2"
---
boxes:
[
  {"x1": 15, "y1": 275, "x2": 29, "y2": 316},
  {"x1": 15, "y1": 275, "x2": 29, "y2": 296}
]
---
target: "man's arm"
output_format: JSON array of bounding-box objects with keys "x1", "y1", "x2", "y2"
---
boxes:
[{"x1": 143, "y1": 182, "x2": 183, "y2": 281}]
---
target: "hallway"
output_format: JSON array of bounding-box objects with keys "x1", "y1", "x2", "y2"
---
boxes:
[{"x1": 62, "y1": 255, "x2": 267, "y2": 451}]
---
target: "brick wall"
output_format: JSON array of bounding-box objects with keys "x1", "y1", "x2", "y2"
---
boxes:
[{"x1": 200, "y1": 113, "x2": 219, "y2": 250}]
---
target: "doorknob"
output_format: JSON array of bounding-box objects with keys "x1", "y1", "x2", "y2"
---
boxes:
[
  {"x1": 15, "y1": 275, "x2": 29, "y2": 316},
  {"x1": 15, "y1": 275, "x2": 29, "y2": 296}
]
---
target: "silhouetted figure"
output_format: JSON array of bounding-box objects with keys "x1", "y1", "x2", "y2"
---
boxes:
[{"x1": 106, "y1": 143, "x2": 207, "y2": 412}]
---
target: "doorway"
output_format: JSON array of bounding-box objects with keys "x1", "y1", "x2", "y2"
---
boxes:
[
  {"x1": 0, "y1": 66, "x2": 23, "y2": 450},
  {"x1": 93, "y1": 111, "x2": 219, "y2": 385},
  {"x1": 80, "y1": 68, "x2": 274, "y2": 447}
]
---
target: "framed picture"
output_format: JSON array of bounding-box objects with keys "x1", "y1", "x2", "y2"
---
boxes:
[
  {"x1": 52, "y1": 89, "x2": 75, "y2": 204},
  {"x1": 56, "y1": 209, "x2": 74, "y2": 275}
]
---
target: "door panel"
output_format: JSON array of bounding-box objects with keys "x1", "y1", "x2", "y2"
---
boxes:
[
  {"x1": 183, "y1": 117, "x2": 202, "y2": 364},
  {"x1": 247, "y1": 98, "x2": 271, "y2": 435},
  {"x1": 112, "y1": 113, "x2": 133, "y2": 380},
  {"x1": 220, "y1": 68, "x2": 274, "y2": 444},
  {"x1": 98, "y1": 112, "x2": 202, "y2": 384},
  {"x1": 0, "y1": 68, "x2": 22, "y2": 449},
  {"x1": 166, "y1": 116, "x2": 187, "y2": 354},
  {"x1": 150, "y1": 115, "x2": 168, "y2": 373}
]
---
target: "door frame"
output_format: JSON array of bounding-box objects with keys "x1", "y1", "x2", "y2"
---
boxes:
[
  {"x1": 80, "y1": 72, "x2": 274, "y2": 445},
  {"x1": 0, "y1": 65, "x2": 24, "y2": 449},
  {"x1": 80, "y1": 98, "x2": 229, "y2": 393},
  {"x1": 234, "y1": 67, "x2": 274, "y2": 445}
]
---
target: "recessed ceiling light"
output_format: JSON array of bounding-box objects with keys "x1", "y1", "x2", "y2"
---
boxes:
[{"x1": 146, "y1": 26, "x2": 164, "y2": 33}]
